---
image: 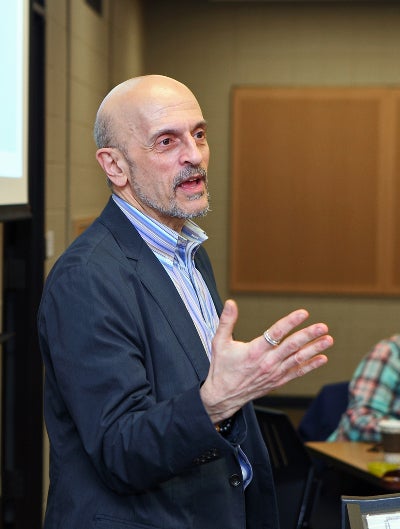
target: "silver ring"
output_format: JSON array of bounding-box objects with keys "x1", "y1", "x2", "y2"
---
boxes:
[{"x1": 263, "y1": 329, "x2": 280, "y2": 347}]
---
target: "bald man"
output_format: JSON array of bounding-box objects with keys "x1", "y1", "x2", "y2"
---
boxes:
[{"x1": 38, "y1": 75, "x2": 333, "y2": 529}]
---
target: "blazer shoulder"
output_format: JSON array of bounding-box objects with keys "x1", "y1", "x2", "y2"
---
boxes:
[{"x1": 44, "y1": 200, "x2": 145, "y2": 288}]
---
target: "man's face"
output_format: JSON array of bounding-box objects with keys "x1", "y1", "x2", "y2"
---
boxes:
[{"x1": 120, "y1": 88, "x2": 210, "y2": 231}]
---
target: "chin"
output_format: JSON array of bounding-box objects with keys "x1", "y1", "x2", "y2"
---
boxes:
[{"x1": 187, "y1": 205, "x2": 210, "y2": 219}]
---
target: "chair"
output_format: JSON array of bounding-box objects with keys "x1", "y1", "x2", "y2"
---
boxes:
[
  {"x1": 254, "y1": 406, "x2": 316, "y2": 529},
  {"x1": 296, "y1": 382, "x2": 351, "y2": 528},
  {"x1": 298, "y1": 381, "x2": 349, "y2": 441},
  {"x1": 341, "y1": 493, "x2": 400, "y2": 529}
]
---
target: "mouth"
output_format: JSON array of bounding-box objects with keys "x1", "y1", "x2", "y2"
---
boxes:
[{"x1": 177, "y1": 175, "x2": 205, "y2": 191}]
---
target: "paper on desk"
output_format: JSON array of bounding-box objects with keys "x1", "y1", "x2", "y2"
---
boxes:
[{"x1": 362, "y1": 512, "x2": 400, "y2": 528}]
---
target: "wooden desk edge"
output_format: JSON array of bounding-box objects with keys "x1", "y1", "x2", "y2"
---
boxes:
[{"x1": 305, "y1": 441, "x2": 400, "y2": 492}]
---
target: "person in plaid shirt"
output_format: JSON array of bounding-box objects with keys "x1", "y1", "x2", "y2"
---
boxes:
[{"x1": 329, "y1": 335, "x2": 400, "y2": 442}]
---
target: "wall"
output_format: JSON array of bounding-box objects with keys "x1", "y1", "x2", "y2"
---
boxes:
[
  {"x1": 45, "y1": 0, "x2": 143, "y2": 276},
  {"x1": 44, "y1": 0, "x2": 143, "y2": 510},
  {"x1": 142, "y1": 0, "x2": 400, "y2": 395}
]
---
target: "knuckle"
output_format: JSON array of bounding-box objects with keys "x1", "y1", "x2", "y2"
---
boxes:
[{"x1": 293, "y1": 350, "x2": 303, "y2": 365}]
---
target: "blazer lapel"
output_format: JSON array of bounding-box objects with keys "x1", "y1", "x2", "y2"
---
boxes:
[{"x1": 99, "y1": 199, "x2": 212, "y2": 380}]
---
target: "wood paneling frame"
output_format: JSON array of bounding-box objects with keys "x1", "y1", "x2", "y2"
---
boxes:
[{"x1": 230, "y1": 87, "x2": 400, "y2": 295}]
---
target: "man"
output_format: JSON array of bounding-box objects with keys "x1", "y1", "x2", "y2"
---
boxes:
[
  {"x1": 38, "y1": 75, "x2": 333, "y2": 528},
  {"x1": 329, "y1": 335, "x2": 400, "y2": 442}
]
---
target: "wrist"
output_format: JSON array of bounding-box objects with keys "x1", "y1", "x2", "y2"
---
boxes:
[{"x1": 200, "y1": 379, "x2": 241, "y2": 424}]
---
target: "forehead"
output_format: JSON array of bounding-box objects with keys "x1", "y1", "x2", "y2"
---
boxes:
[
  {"x1": 138, "y1": 95, "x2": 205, "y2": 140},
  {"x1": 107, "y1": 79, "x2": 205, "y2": 146}
]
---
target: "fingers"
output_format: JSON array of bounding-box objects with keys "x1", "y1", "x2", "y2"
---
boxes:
[
  {"x1": 280, "y1": 322, "x2": 331, "y2": 355},
  {"x1": 281, "y1": 331, "x2": 333, "y2": 366},
  {"x1": 259, "y1": 325, "x2": 333, "y2": 387},
  {"x1": 261, "y1": 308, "x2": 310, "y2": 349},
  {"x1": 277, "y1": 350, "x2": 330, "y2": 388},
  {"x1": 257, "y1": 310, "x2": 333, "y2": 381},
  {"x1": 261, "y1": 320, "x2": 332, "y2": 364}
]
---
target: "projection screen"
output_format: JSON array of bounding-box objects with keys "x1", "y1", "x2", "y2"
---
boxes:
[{"x1": 0, "y1": 0, "x2": 29, "y2": 208}]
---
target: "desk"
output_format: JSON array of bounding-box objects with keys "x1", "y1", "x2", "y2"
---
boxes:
[{"x1": 306, "y1": 441, "x2": 400, "y2": 492}]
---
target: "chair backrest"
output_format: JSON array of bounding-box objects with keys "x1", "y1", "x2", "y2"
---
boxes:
[
  {"x1": 341, "y1": 493, "x2": 400, "y2": 529},
  {"x1": 298, "y1": 381, "x2": 349, "y2": 441},
  {"x1": 254, "y1": 405, "x2": 315, "y2": 529}
]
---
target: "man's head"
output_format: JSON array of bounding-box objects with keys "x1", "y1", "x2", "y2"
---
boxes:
[{"x1": 94, "y1": 75, "x2": 210, "y2": 232}]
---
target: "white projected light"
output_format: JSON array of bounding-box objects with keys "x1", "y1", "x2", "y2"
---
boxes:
[{"x1": 0, "y1": 0, "x2": 29, "y2": 206}]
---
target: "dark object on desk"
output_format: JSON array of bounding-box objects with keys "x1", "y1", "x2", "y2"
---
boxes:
[
  {"x1": 254, "y1": 406, "x2": 315, "y2": 529},
  {"x1": 367, "y1": 442, "x2": 383, "y2": 452},
  {"x1": 341, "y1": 493, "x2": 400, "y2": 529},
  {"x1": 383, "y1": 469, "x2": 400, "y2": 482},
  {"x1": 298, "y1": 381, "x2": 349, "y2": 441}
]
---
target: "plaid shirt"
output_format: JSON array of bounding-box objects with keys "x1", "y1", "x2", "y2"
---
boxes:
[{"x1": 329, "y1": 335, "x2": 400, "y2": 442}]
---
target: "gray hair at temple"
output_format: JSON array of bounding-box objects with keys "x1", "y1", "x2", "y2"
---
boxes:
[
  {"x1": 93, "y1": 110, "x2": 113, "y2": 149},
  {"x1": 93, "y1": 103, "x2": 126, "y2": 188}
]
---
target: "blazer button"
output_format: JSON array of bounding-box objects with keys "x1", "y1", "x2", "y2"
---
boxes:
[{"x1": 229, "y1": 474, "x2": 242, "y2": 487}]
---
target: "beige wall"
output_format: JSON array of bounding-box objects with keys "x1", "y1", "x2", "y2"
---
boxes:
[
  {"x1": 142, "y1": 0, "x2": 400, "y2": 395},
  {"x1": 45, "y1": 0, "x2": 143, "y2": 276},
  {"x1": 44, "y1": 0, "x2": 143, "y2": 509}
]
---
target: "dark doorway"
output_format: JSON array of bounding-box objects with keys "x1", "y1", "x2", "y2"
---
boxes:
[{"x1": 1, "y1": 1, "x2": 45, "y2": 527}]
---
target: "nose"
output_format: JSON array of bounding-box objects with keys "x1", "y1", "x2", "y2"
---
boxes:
[{"x1": 179, "y1": 136, "x2": 206, "y2": 166}]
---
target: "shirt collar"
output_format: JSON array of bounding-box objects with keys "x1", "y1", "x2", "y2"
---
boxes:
[{"x1": 112, "y1": 194, "x2": 208, "y2": 267}]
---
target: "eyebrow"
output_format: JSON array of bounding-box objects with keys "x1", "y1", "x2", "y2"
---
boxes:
[{"x1": 148, "y1": 120, "x2": 208, "y2": 145}]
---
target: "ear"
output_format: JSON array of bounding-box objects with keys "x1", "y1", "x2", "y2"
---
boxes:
[{"x1": 96, "y1": 148, "x2": 129, "y2": 188}]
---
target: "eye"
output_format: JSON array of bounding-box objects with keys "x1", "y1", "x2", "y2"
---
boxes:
[
  {"x1": 194, "y1": 129, "x2": 207, "y2": 141},
  {"x1": 155, "y1": 136, "x2": 176, "y2": 151}
]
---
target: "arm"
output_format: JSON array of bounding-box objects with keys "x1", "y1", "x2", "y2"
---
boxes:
[
  {"x1": 40, "y1": 253, "x2": 332, "y2": 493},
  {"x1": 329, "y1": 338, "x2": 400, "y2": 442}
]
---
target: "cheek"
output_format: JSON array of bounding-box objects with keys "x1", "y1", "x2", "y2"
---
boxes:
[
  {"x1": 202, "y1": 146, "x2": 210, "y2": 167},
  {"x1": 149, "y1": 171, "x2": 176, "y2": 198},
  {"x1": 146, "y1": 156, "x2": 175, "y2": 178}
]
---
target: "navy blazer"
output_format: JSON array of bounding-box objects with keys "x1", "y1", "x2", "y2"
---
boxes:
[{"x1": 38, "y1": 198, "x2": 279, "y2": 529}]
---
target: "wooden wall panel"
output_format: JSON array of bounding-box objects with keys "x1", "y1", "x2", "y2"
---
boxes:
[
  {"x1": 230, "y1": 87, "x2": 400, "y2": 295},
  {"x1": 392, "y1": 93, "x2": 400, "y2": 290}
]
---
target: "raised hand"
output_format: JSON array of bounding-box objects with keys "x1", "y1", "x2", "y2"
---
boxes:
[{"x1": 200, "y1": 299, "x2": 333, "y2": 424}]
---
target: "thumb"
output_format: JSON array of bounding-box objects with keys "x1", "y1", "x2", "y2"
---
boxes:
[{"x1": 214, "y1": 299, "x2": 239, "y2": 344}]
